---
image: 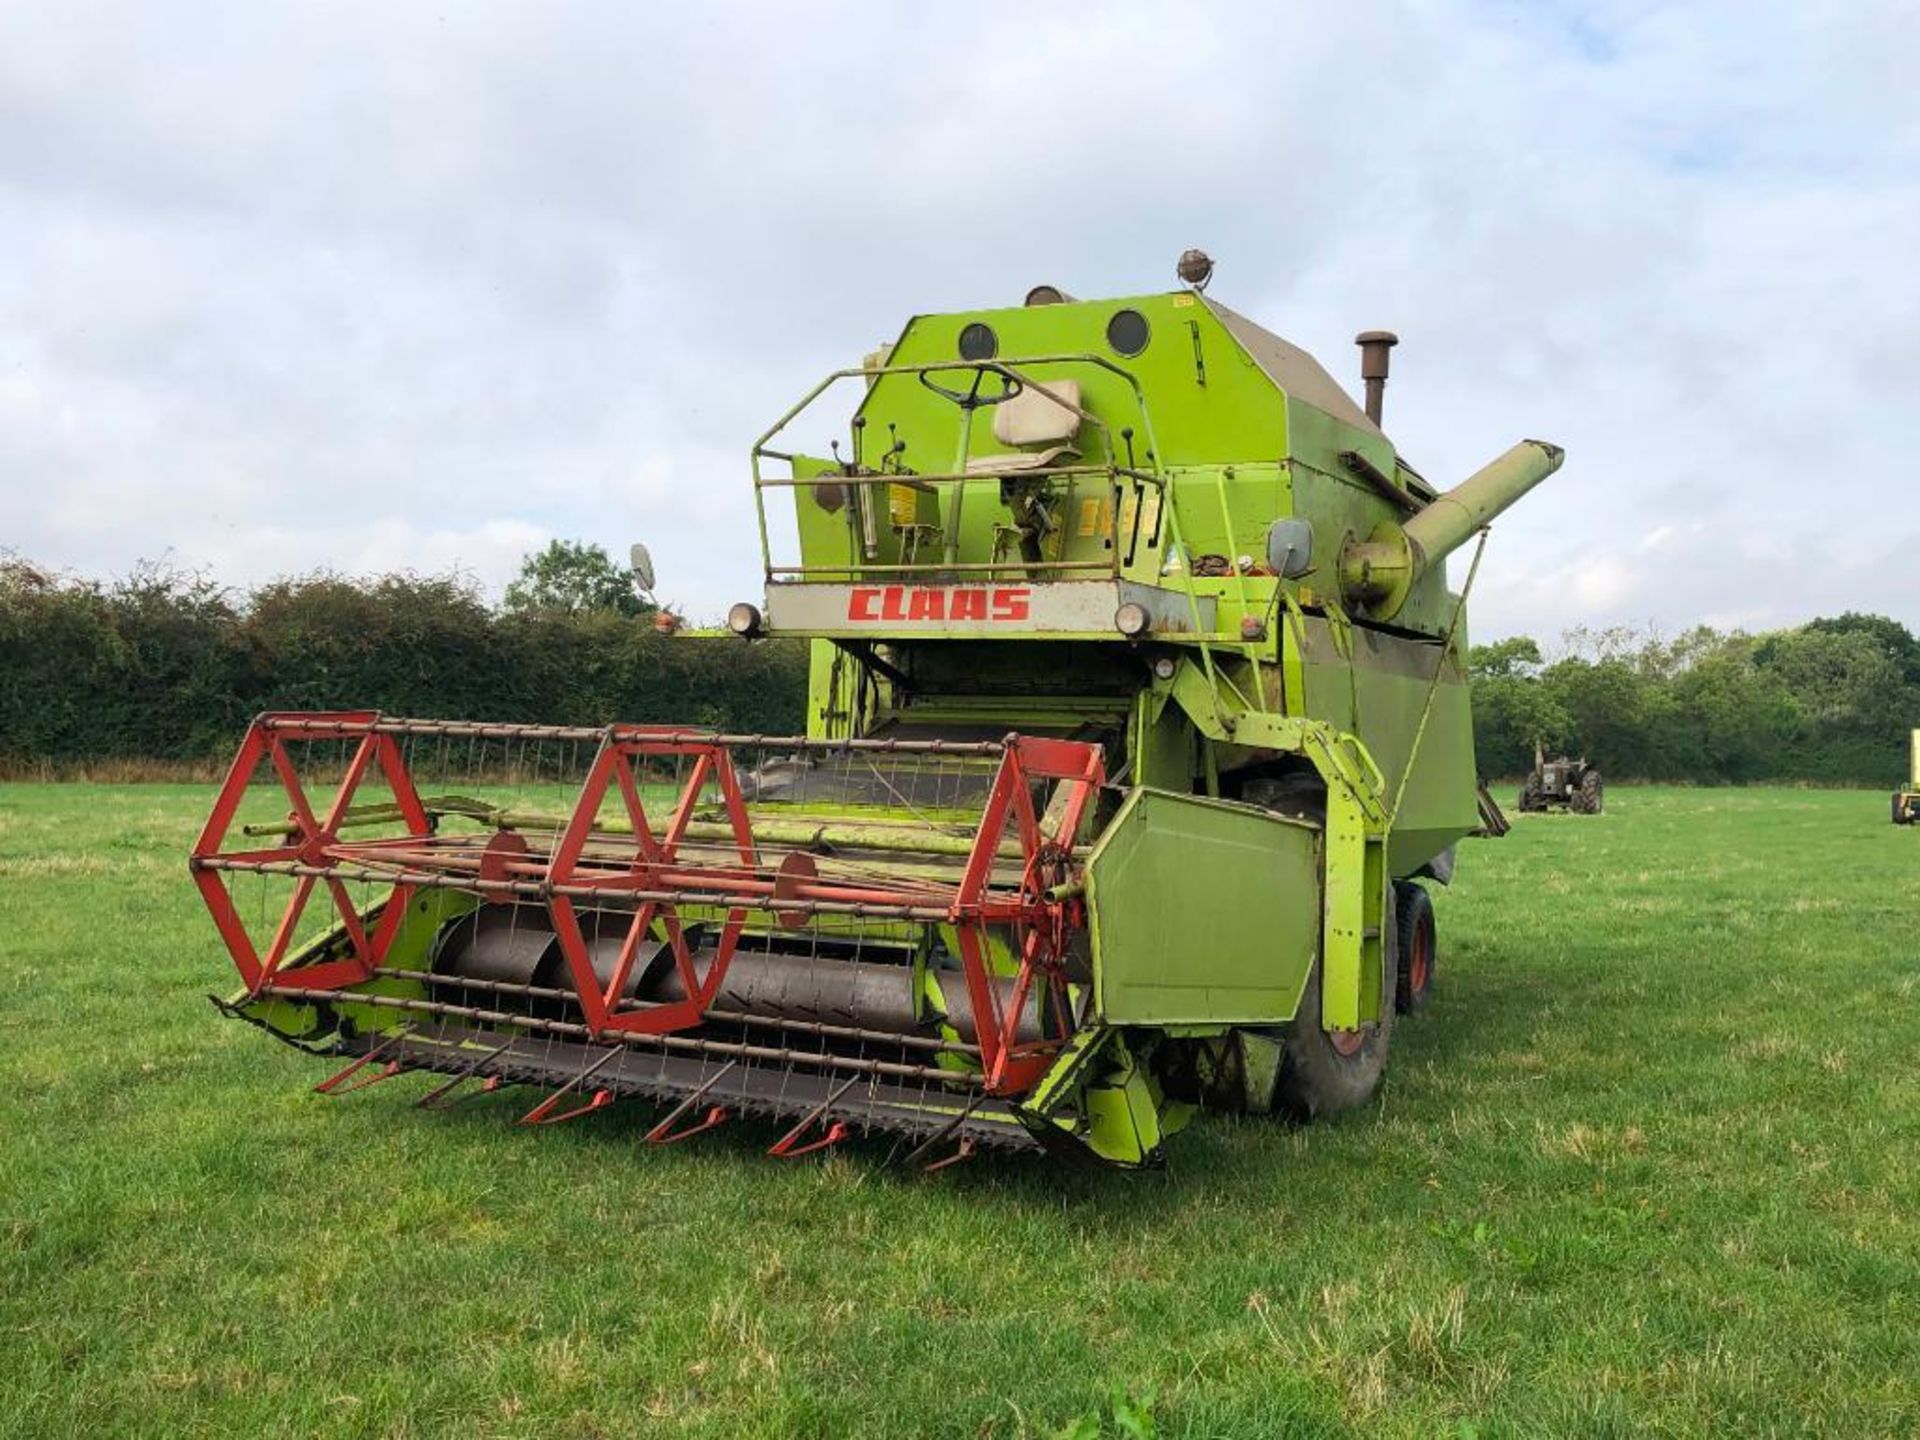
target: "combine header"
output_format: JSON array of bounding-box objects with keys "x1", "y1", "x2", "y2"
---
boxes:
[{"x1": 192, "y1": 253, "x2": 1564, "y2": 1167}]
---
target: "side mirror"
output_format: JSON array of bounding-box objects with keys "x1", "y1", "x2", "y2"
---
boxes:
[
  {"x1": 629, "y1": 542, "x2": 656, "y2": 598},
  {"x1": 1265, "y1": 518, "x2": 1314, "y2": 579}
]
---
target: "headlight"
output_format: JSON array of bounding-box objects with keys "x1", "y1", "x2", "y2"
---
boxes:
[{"x1": 727, "y1": 602, "x2": 764, "y2": 637}]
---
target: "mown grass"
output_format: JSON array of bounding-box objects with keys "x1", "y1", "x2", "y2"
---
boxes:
[{"x1": 1, "y1": 783, "x2": 1917, "y2": 1437}]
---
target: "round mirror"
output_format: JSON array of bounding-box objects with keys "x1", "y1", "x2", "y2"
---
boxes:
[{"x1": 1265, "y1": 519, "x2": 1314, "y2": 579}]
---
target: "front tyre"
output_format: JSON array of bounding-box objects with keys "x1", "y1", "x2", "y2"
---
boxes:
[{"x1": 1275, "y1": 893, "x2": 1397, "y2": 1119}]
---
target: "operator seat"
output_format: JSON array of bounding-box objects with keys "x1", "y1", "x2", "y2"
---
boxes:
[{"x1": 963, "y1": 379, "x2": 1082, "y2": 475}]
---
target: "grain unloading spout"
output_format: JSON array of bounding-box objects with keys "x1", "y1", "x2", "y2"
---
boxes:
[{"x1": 1339, "y1": 438, "x2": 1565, "y2": 619}]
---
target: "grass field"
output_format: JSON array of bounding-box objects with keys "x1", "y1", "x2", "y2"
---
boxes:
[{"x1": 2, "y1": 783, "x2": 1917, "y2": 1438}]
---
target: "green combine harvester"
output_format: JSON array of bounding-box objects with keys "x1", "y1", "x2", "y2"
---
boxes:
[{"x1": 191, "y1": 253, "x2": 1563, "y2": 1168}]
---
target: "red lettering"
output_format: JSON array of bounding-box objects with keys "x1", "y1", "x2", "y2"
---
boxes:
[
  {"x1": 992, "y1": 587, "x2": 1031, "y2": 621},
  {"x1": 848, "y1": 586, "x2": 1028, "y2": 623}
]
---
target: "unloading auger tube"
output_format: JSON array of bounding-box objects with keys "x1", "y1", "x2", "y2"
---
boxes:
[
  {"x1": 192, "y1": 256, "x2": 1563, "y2": 1169},
  {"x1": 1338, "y1": 440, "x2": 1564, "y2": 620}
]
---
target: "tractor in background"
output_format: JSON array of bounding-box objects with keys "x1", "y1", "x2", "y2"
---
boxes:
[{"x1": 1519, "y1": 742, "x2": 1603, "y2": 815}]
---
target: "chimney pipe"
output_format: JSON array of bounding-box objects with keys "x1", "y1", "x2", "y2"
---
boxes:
[{"x1": 1355, "y1": 330, "x2": 1399, "y2": 426}]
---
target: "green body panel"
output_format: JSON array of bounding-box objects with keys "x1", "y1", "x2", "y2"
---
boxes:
[
  {"x1": 867, "y1": 293, "x2": 1286, "y2": 476},
  {"x1": 1087, "y1": 789, "x2": 1320, "y2": 1024},
  {"x1": 1290, "y1": 613, "x2": 1478, "y2": 875},
  {"x1": 1018, "y1": 1028, "x2": 1192, "y2": 1166}
]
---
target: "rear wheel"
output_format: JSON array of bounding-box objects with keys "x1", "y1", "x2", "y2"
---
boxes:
[
  {"x1": 1572, "y1": 769, "x2": 1604, "y2": 814},
  {"x1": 1393, "y1": 880, "x2": 1435, "y2": 1014},
  {"x1": 1275, "y1": 891, "x2": 1397, "y2": 1119}
]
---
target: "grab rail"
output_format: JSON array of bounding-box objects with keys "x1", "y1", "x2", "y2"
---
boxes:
[{"x1": 748, "y1": 355, "x2": 1169, "y2": 584}]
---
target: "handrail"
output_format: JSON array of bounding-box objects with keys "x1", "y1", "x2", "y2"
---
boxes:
[
  {"x1": 746, "y1": 354, "x2": 1262, "y2": 674},
  {"x1": 748, "y1": 355, "x2": 1169, "y2": 585}
]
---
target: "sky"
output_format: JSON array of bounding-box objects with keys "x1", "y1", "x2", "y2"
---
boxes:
[{"x1": 1, "y1": 1, "x2": 1916, "y2": 645}]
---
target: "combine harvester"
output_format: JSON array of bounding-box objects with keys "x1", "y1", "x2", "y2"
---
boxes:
[{"x1": 191, "y1": 254, "x2": 1563, "y2": 1168}]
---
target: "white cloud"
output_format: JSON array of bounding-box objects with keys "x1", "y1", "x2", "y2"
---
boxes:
[{"x1": 0, "y1": 0, "x2": 1916, "y2": 640}]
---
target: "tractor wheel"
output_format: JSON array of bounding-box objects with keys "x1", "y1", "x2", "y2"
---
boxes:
[
  {"x1": 1393, "y1": 880, "x2": 1435, "y2": 1014},
  {"x1": 1572, "y1": 769, "x2": 1604, "y2": 814},
  {"x1": 1518, "y1": 777, "x2": 1545, "y2": 812},
  {"x1": 1275, "y1": 891, "x2": 1397, "y2": 1119}
]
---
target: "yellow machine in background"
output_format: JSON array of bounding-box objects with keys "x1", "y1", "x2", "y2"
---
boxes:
[{"x1": 1893, "y1": 730, "x2": 1920, "y2": 825}]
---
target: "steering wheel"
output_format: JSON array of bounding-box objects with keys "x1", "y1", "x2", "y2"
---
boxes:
[{"x1": 917, "y1": 365, "x2": 1024, "y2": 410}]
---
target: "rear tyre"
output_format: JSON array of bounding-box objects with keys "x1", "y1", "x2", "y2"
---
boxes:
[
  {"x1": 1393, "y1": 880, "x2": 1435, "y2": 1014},
  {"x1": 1572, "y1": 769, "x2": 1604, "y2": 814},
  {"x1": 1275, "y1": 891, "x2": 1397, "y2": 1119}
]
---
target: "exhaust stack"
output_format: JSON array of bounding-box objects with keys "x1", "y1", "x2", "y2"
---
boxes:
[{"x1": 1355, "y1": 330, "x2": 1399, "y2": 426}]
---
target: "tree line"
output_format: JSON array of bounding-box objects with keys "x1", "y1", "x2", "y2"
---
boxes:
[
  {"x1": 1470, "y1": 615, "x2": 1920, "y2": 784},
  {"x1": 0, "y1": 545, "x2": 807, "y2": 767},
  {"x1": 3, "y1": 545, "x2": 1915, "y2": 784}
]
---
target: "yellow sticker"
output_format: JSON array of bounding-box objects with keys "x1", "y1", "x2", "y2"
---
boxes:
[
  {"x1": 1077, "y1": 497, "x2": 1103, "y2": 537},
  {"x1": 1171, "y1": 294, "x2": 1196, "y2": 308}
]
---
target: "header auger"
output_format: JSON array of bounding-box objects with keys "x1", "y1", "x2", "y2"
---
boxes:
[{"x1": 193, "y1": 254, "x2": 1564, "y2": 1168}]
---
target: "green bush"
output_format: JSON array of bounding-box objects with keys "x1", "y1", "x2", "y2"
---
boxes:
[
  {"x1": 4, "y1": 552, "x2": 1914, "y2": 785},
  {"x1": 0, "y1": 559, "x2": 807, "y2": 765},
  {"x1": 1470, "y1": 617, "x2": 1920, "y2": 785}
]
